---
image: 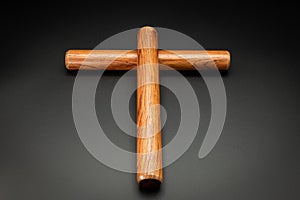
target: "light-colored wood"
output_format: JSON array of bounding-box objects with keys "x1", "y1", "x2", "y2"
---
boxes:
[
  {"x1": 136, "y1": 27, "x2": 162, "y2": 187},
  {"x1": 65, "y1": 50, "x2": 230, "y2": 70}
]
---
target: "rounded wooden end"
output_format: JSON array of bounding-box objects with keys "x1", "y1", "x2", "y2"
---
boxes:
[
  {"x1": 137, "y1": 26, "x2": 158, "y2": 49},
  {"x1": 65, "y1": 50, "x2": 72, "y2": 70},
  {"x1": 225, "y1": 50, "x2": 231, "y2": 70}
]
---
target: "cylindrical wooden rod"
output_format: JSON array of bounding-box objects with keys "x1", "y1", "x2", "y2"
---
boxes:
[
  {"x1": 65, "y1": 50, "x2": 230, "y2": 70},
  {"x1": 136, "y1": 27, "x2": 162, "y2": 189}
]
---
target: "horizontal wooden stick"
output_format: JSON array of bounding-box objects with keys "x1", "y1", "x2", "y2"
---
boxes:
[{"x1": 65, "y1": 50, "x2": 230, "y2": 70}]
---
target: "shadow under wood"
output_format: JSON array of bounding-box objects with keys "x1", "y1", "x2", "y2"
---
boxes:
[
  {"x1": 65, "y1": 69, "x2": 229, "y2": 78},
  {"x1": 139, "y1": 179, "x2": 161, "y2": 194},
  {"x1": 65, "y1": 69, "x2": 129, "y2": 77},
  {"x1": 177, "y1": 69, "x2": 229, "y2": 77}
]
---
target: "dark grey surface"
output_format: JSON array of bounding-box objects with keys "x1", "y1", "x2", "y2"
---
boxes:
[{"x1": 1, "y1": 2, "x2": 300, "y2": 200}]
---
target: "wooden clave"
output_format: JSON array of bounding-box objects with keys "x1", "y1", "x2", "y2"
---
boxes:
[
  {"x1": 65, "y1": 50, "x2": 230, "y2": 70},
  {"x1": 64, "y1": 26, "x2": 231, "y2": 190},
  {"x1": 136, "y1": 27, "x2": 162, "y2": 189}
]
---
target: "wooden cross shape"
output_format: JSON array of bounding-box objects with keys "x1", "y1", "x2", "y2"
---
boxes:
[{"x1": 65, "y1": 26, "x2": 230, "y2": 190}]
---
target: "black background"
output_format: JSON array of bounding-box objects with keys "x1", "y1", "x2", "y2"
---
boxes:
[{"x1": 1, "y1": 2, "x2": 300, "y2": 200}]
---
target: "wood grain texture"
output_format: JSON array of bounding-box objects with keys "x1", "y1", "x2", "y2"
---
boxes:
[
  {"x1": 65, "y1": 50, "x2": 230, "y2": 70},
  {"x1": 136, "y1": 27, "x2": 162, "y2": 188}
]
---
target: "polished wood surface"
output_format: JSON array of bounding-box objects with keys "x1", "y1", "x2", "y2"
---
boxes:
[
  {"x1": 65, "y1": 50, "x2": 230, "y2": 70},
  {"x1": 136, "y1": 27, "x2": 162, "y2": 188},
  {"x1": 65, "y1": 26, "x2": 231, "y2": 190}
]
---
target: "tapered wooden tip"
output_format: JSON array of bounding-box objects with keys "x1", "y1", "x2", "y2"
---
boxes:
[{"x1": 137, "y1": 26, "x2": 158, "y2": 49}]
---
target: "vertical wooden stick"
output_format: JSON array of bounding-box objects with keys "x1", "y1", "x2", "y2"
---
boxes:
[{"x1": 136, "y1": 26, "x2": 162, "y2": 189}]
